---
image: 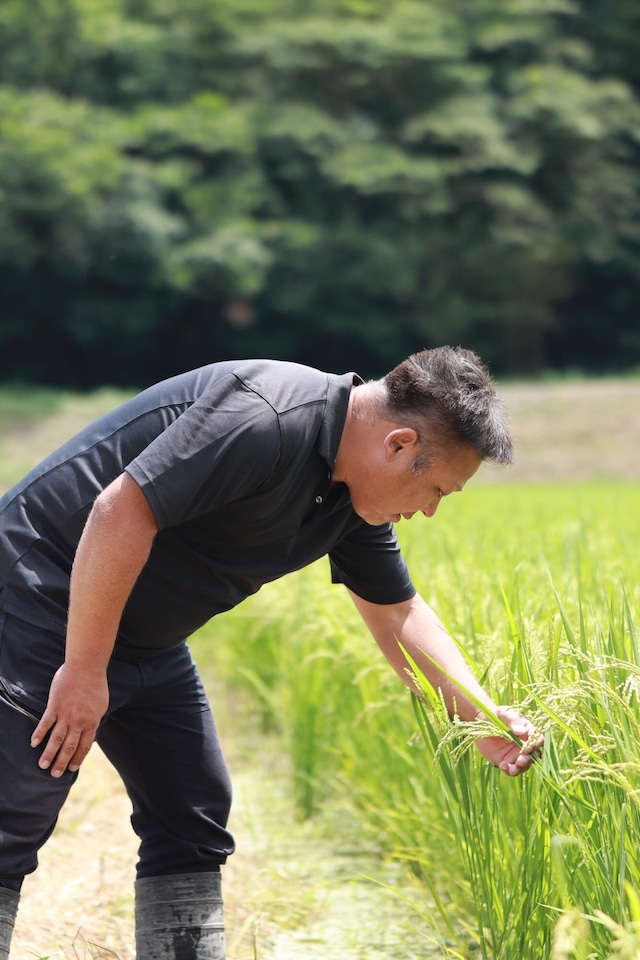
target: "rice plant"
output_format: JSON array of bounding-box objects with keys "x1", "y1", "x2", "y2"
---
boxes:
[
  {"x1": 196, "y1": 481, "x2": 640, "y2": 958},
  {"x1": 403, "y1": 582, "x2": 640, "y2": 958}
]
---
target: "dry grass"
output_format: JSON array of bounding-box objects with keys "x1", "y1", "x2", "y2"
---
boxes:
[{"x1": 479, "y1": 378, "x2": 640, "y2": 484}]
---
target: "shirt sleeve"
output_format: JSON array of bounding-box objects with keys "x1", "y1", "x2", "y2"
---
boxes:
[
  {"x1": 329, "y1": 520, "x2": 416, "y2": 605},
  {"x1": 125, "y1": 373, "x2": 281, "y2": 529}
]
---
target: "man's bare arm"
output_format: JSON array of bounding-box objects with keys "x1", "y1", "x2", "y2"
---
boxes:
[
  {"x1": 348, "y1": 589, "x2": 542, "y2": 776},
  {"x1": 32, "y1": 473, "x2": 158, "y2": 777}
]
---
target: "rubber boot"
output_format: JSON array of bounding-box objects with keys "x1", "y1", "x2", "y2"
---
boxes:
[
  {"x1": 0, "y1": 888, "x2": 19, "y2": 960},
  {"x1": 135, "y1": 872, "x2": 225, "y2": 960}
]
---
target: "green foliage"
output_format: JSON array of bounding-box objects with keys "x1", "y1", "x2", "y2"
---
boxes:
[
  {"x1": 1, "y1": 0, "x2": 640, "y2": 385},
  {"x1": 0, "y1": 0, "x2": 80, "y2": 89}
]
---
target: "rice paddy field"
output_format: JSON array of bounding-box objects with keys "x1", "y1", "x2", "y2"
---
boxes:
[
  {"x1": 2, "y1": 375, "x2": 640, "y2": 959},
  {"x1": 198, "y1": 487, "x2": 640, "y2": 959}
]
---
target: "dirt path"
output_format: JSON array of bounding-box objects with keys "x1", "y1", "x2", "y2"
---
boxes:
[
  {"x1": 481, "y1": 378, "x2": 640, "y2": 483},
  {"x1": 11, "y1": 691, "x2": 433, "y2": 960}
]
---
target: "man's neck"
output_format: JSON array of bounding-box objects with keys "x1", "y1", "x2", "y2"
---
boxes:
[{"x1": 333, "y1": 381, "x2": 388, "y2": 485}]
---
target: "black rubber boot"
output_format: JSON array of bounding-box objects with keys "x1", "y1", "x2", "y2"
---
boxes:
[
  {"x1": 135, "y1": 872, "x2": 225, "y2": 959},
  {"x1": 0, "y1": 888, "x2": 19, "y2": 960}
]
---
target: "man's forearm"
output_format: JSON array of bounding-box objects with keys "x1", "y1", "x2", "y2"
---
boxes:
[
  {"x1": 348, "y1": 589, "x2": 543, "y2": 776},
  {"x1": 348, "y1": 590, "x2": 495, "y2": 720}
]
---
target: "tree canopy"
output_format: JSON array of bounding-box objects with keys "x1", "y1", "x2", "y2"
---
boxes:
[{"x1": 1, "y1": 0, "x2": 639, "y2": 386}]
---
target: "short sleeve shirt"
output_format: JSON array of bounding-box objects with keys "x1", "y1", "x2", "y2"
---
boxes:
[{"x1": 0, "y1": 359, "x2": 415, "y2": 660}]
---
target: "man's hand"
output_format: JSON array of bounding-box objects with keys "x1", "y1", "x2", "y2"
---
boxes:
[
  {"x1": 30, "y1": 663, "x2": 109, "y2": 778},
  {"x1": 475, "y1": 705, "x2": 543, "y2": 777}
]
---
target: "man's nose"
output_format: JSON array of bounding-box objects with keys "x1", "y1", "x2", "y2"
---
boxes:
[{"x1": 423, "y1": 498, "x2": 440, "y2": 519}]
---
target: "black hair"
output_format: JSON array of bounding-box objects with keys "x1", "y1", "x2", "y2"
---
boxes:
[{"x1": 383, "y1": 346, "x2": 513, "y2": 467}]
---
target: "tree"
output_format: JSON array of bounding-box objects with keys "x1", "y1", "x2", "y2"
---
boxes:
[{"x1": 1, "y1": 0, "x2": 639, "y2": 385}]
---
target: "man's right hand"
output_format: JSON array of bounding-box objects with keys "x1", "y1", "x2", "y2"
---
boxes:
[{"x1": 31, "y1": 662, "x2": 109, "y2": 778}]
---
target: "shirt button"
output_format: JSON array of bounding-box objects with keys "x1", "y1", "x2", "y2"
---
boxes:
[{"x1": 315, "y1": 495, "x2": 323, "y2": 504}]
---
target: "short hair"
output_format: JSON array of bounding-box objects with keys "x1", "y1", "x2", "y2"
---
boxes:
[{"x1": 382, "y1": 346, "x2": 513, "y2": 470}]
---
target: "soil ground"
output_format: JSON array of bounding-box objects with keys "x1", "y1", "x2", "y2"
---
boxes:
[
  {"x1": 6, "y1": 376, "x2": 640, "y2": 958},
  {"x1": 11, "y1": 686, "x2": 434, "y2": 960}
]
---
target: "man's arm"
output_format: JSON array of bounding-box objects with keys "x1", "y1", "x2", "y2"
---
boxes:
[
  {"x1": 348, "y1": 589, "x2": 541, "y2": 777},
  {"x1": 31, "y1": 472, "x2": 158, "y2": 778}
]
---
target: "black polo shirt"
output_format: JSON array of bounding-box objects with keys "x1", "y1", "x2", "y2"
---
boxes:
[{"x1": 0, "y1": 359, "x2": 415, "y2": 660}]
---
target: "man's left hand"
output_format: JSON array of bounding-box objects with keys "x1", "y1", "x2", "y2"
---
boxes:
[{"x1": 475, "y1": 706, "x2": 543, "y2": 777}]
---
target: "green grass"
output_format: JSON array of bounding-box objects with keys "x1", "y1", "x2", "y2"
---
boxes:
[{"x1": 194, "y1": 481, "x2": 640, "y2": 959}]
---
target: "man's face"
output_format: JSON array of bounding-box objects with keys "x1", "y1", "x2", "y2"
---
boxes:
[{"x1": 348, "y1": 437, "x2": 482, "y2": 527}]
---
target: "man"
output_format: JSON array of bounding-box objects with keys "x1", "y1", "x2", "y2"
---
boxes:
[{"x1": 0, "y1": 347, "x2": 540, "y2": 959}]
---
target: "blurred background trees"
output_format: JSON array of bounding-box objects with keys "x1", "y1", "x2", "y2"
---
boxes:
[{"x1": 1, "y1": 0, "x2": 639, "y2": 387}]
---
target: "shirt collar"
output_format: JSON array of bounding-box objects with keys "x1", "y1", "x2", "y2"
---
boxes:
[{"x1": 317, "y1": 371, "x2": 363, "y2": 472}]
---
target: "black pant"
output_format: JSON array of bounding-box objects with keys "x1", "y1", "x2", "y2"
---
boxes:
[{"x1": 0, "y1": 610, "x2": 234, "y2": 886}]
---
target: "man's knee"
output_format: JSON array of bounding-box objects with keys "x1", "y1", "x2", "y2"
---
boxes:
[{"x1": 0, "y1": 698, "x2": 76, "y2": 880}]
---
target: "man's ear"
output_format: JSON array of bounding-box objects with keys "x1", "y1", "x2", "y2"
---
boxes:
[{"x1": 384, "y1": 427, "x2": 419, "y2": 460}]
